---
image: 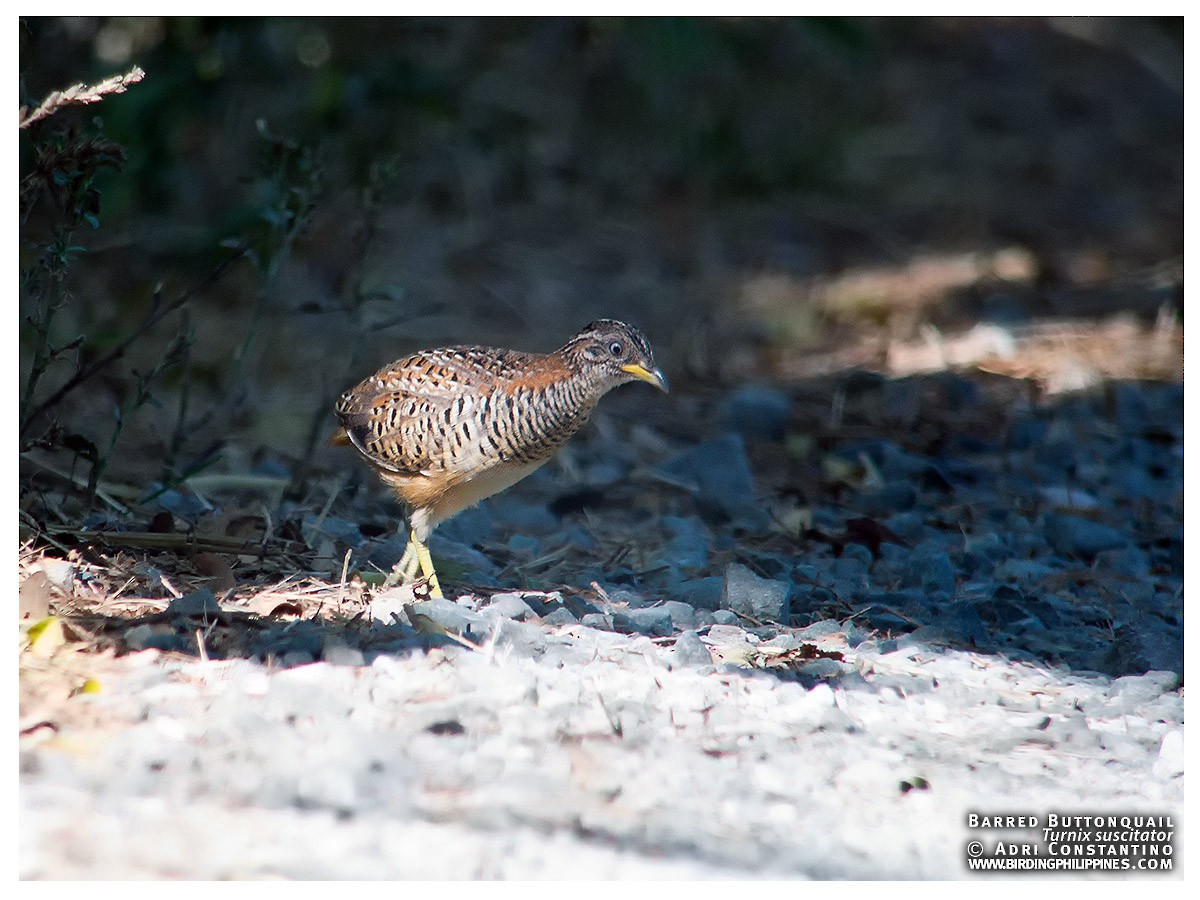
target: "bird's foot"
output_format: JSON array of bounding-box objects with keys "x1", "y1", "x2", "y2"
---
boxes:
[{"x1": 385, "y1": 531, "x2": 444, "y2": 599}]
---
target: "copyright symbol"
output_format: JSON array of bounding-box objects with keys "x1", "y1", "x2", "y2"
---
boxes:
[{"x1": 966, "y1": 841, "x2": 984, "y2": 858}]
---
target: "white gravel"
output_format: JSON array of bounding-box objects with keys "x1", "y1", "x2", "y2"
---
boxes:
[{"x1": 19, "y1": 620, "x2": 1184, "y2": 879}]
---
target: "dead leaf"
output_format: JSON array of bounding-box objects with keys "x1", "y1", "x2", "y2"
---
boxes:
[
  {"x1": 24, "y1": 616, "x2": 66, "y2": 656},
  {"x1": 19, "y1": 572, "x2": 54, "y2": 621},
  {"x1": 192, "y1": 552, "x2": 236, "y2": 592}
]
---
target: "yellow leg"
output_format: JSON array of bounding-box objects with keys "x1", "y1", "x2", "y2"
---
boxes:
[
  {"x1": 414, "y1": 535, "x2": 443, "y2": 600},
  {"x1": 385, "y1": 538, "x2": 420, "y2": 587}
]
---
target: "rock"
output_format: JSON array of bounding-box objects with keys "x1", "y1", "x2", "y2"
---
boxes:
[
  {"x1": 490, "y1": 620, "x2": 549, "y2": 658},
  {"x1": 657, "y1": 434, "x2": 769, "y2": 531},
  {"x1": 1093, "y1": 546, "x2": 1151, "y2": 578},
  {"x1": 605, "y1": 587, "x2": 650, "y2": 610},
  {"x1": 40, "y1": 559, "x2": 76, "y2": 591},
  {"x1": 993, "y1": 560, "x2": 1056, "y2": 583},
  {"x1": 615, "y1": 606, "x2": 673, "y2": 637},
  {"x1": 322, "y1": 643, "x2": 365, "y2": 667},
  {"x1": 154, "y1": 488, "x2": 211, "y2": 520},
  {"x1": 1043, "y1": 513, "x2": 1126, "y2": 558},
  {"x1": 1153, "y1": 729, "x2": 1184, "y2": 779},
  {"x1": 279, "y1": 650, "x2": 315, "y2": 668},
  {"x1": 405, "y1": 599, "x2": 486, "y2": 635},
  {"x1": 660, "y1": 600, "x2": 697, "y2": 631},
  {"x1": 671, "y1": 630, "x2": 713, "y2": 666},
  {"x1": 365, "y1": 533, "x2": 410, "y2": 570},
  {"x1": 302, "y1": 514, "x2": 366, "y2": 547},
  {"x1": 722, "y1": 385, "x2": 791, "y2": 440},
  {"x1": 542, "y1": 608, "x2": 579, "y2": 627},
  {"x1": 254, "y1": 622, "x2": 325, "y2": 659},
  {"x1": 1107, "y1": 671, "x2": 1180, "y2": 704},
  {"x1": 706, "y1": 623, "x2": 751, "y2": 644},
  {"x1": 480, "y1": 593, "x2": 537, "y2": 621},
  {"x1": 710, "y1": 610, "x2": 740, "y2": 626},
  {"x1": 941, "y1": 601, "x2": 990, "y2": 646},
  {"x1": 721, "y1": 563, "x2": 790, "y2": 623},
  {"x1": 670, "y1": 576, "x2": 724, "y2": 611},
  {"x1": 856, "y1": 481, "x2": 917, "y2": 514},
  {"x1": 505, "y1": 534, "x2": 542, "y2": 557},
  {"x1": 366, "y1": 586, "x2": 416, "y2": 626},
  {"x1": 427, "y1": 534, "x2": 498, "y2": 577},
  {"x1": 436, "y1": 503, "x2": 494, "y2": 546},
  {"x1": 168, "y1": 590, "x2": 222, "y2": 617},
  {"x1": 797, "y1": 620, "x2": 843, "y2": 640},
  {"x1": 658, "y1": 515, "x2": 711, "y2": 572},
  {"x1": 580, "y1": 613, "x2": 615, "y2": 631},
  {"x1": 124, "y1": 624, "x2": 187, "y2": 653},
  {"x1": 489, "y1": 498, "x2": 559, "y2": 536}
]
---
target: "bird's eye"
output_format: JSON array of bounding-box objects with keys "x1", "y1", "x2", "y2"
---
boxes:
[{"x1": 609, "y1": 341, "x2": 623, "y2": 357}]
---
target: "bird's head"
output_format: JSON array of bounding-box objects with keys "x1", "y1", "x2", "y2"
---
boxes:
[{"x1": 561, "y1": 319, "x2": 668, "y2": 394}]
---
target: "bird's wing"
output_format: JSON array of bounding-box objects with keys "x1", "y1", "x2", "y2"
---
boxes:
[{"x1": 334, "y1": 347, "x2": 530, "y2": 477}]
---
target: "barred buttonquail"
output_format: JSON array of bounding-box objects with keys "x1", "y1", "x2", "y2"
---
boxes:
[{"x1": 333, "y1": 320, "x2": 667, "y2": 598}]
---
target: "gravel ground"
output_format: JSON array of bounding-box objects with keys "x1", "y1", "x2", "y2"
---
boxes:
[{"x1": 19, "y1": 376, "x2": 1184, "y2": 879}]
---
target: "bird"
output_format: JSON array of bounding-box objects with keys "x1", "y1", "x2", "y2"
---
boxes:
[{"x1": 332, "y1": 319, "x2": 668, "y2": 599}]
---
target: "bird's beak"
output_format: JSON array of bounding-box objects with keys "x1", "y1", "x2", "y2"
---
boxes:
[{"x1": 621, "y1": 363, "x2": 669, "y2": 393}]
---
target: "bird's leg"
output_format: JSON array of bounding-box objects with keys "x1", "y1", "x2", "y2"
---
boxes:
[
  {"x1": 398, "y1": 538, "x2": 420, "y2": 582},
  {"x1": 414, "y1": 534, "x2": 443, "y2": 600},
  {"x1": 384, "y1": 530, "x2": 422, "y2": 587}
]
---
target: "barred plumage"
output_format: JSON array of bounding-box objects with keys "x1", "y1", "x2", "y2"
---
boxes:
[{"x1": 333, "y1": 320, "x2": 667, "y2": 598}]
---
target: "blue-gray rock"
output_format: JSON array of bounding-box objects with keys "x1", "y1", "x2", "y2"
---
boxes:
[
  {"x1": 671, "y1": 630, "x2": 713, "y2": 666},
  {"x1": 797, "y1": 619, "x2": 843, "y2": 640},
  {"x1": 657, "y1": 433, "x2": 769, "y2": 531},
  {"x1": 542, "y1": 608, "x2": 579, "y2": 627},
  {"x1": 1044, "y1": 514, "x2": 1127, "y2": 558},
  {"x1": 993, "y1": 559, "x2": 1056, "y2": 583},
  {"x1": 882, "y1": 512, "x2": 927, "y2": 542},
  {"x1": 489, "y1": 498, "x2": 559, "y2": 536},
  {"x1": 506, "y1": 534, "x2": 542, "y2": 557},
  {"x1": 302, "y1": 514, "x2": 366, "y2": 547},
  {"x1": 904, "y1": 550, "x2": 956, "y2": 594},
  {"x1": 436, "y1": 503, "x2": 495, "y2": 546},
  {"x1": 490, "y1": 620, "x2": 549, "y2": 658},
  {"x1": 1107, "y1": 671, "x2": 1180, "y2": 705},
  {"x1": 859, "y1": 480, "x2": 912, "y2": 513},
  {"x1": 480, "y1": 593, "x2": 537, "y2": 621},
  {"x1": 553, "y1": 525, "x2": 599, "y2": 553},
  {"x1": 615, "y1": 606, "x2": 673, "y2": 637},
  {"x1": 983, "y1": 586, "x2": 1033, "y2": 627},
  {"x1": 659, "y1": 515, "x2": 711, "y2": 572},
  {"x1": 322, "y1": 643, "x2": 365, "y2": 667},
  {"x1": 406, "y1": 598, "x2": 486, "y2": 635},
  {"x1": 1094, "y1": 546, "x2": 1151, "y2": 578},
  {"x1": 580, "y1": 613, "x2": 615, "y2": 631},
  {"x1": 600, "y1": 587, "x2": 646, "y2": 609},
  {"x1": 279, "y1": 650, "x2": 315, "y2": 667},
  {"x1": 168, "y1": 590, "x2": 221, "y2": 617},
  {"x1": 721, "y1": 563, "x2": 790, "y2": 623},
  {"x1": 153, "y1": 488, "x2": 211, "y2": 520},
  {"x1": 124, "y1": 624, "x2": 189, "y2": 653},
  {"x1": 427, "y1": 535, "x2": 498, "y2": 577},
  {"x1": 941, "y1": 601, "x2": 990, "y2": 646},
  {"x1": 660, "y1": 600, "x2": 697, "y2": 631},
  {"x1": 1006, "y1": 417, "x2": 1048, "y2": 450},
  {"x1": 722, "y1": 384, "x2": 791, "y2": 440},
  {"x1": 670, "y1": 576, "x2": 724, "y2": 611},
  {"x1": 710, "y1": 610, "x2": 740, "y2": 626},
  {"x1": 962, "y1": 532, "x2": 1007, "y2": 567},
  {"x1": 254, "y1": 622, "x2": 325, "y2": 659}
]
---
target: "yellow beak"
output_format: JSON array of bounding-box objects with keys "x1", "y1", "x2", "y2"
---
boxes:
[{"x1": 621, "y1": 363, "x2": 669, "y2": 393}]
